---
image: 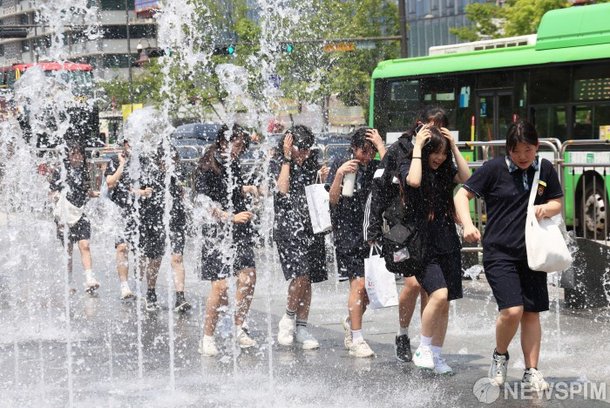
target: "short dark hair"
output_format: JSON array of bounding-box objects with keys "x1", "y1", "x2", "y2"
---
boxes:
[
  {"x1": 350, "y1": 127, "x2": 375, "y2": 151},
  {"x1": 287, "y1": 125, "x2": 315, "y2": 149},
  {"x1": 506, "y1": 121, "x2": 538, "y2": 152}
]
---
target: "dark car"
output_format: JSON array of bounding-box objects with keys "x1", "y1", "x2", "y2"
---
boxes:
[{"x1": 171, "y1": 123, "x2": 222, "y2": 143}]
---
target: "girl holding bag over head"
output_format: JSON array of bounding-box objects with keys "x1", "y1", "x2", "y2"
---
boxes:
[
  {"x1": 400, "y1": 125, "x2": 470, "y2": 375},
  {"x1": 454, "y1": 121, "x2": 563, "y2": 391}
]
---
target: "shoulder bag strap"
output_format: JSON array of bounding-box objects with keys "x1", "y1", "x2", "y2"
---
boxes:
[{"x1": 528, "y1": 165, "x2": 541, "y2": 208}]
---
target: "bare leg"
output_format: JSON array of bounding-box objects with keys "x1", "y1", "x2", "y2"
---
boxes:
[
  {"x1": 204, "y1": 279, "x2": 228, "y2": 337},
  {"x1": 398, "y1": 276, "x2": 421, "y2": 329},
  {"x1": 287, "y1": 275, "x2": 312, "y2": 321},
  {"x1": 234, "y1": 268, "x2": 256, "y2": 327},
  {"x1": 420, "y1": 288, "x2": 448, "y2": 344},
  {"x1": 496, "y1": 306, "x2": 524, "y2": 354},
  {"x1": 116, "y1": 243, "x2": 129, "y2": 283},
  {"x1": 78, "y1": 239, "x2": 92, "y2": 270},
  {"x1": 143, "y1": 257, "x2": 162, "y2": 290},
  {"x1": 348, "y1": 277, "x2": 368, "y2": 330},
  {"x1": 171, "y1": 253, "x2": 185, "y2": 292},
  {"x1": 520, "y1": 311, "x2": 542, "y2": 368}
]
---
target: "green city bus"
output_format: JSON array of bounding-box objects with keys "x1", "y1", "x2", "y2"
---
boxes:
[{"x1": 370, "y1": 2, "x2": 610, "y2": 238}]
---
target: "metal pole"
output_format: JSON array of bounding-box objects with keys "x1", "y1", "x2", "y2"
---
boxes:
[
  {"x1": 125, "y1": 0, "x2": 134, "y2": 104},
  {"x1": 399, "y1": 0, "x2": 408, "y2": 58}
]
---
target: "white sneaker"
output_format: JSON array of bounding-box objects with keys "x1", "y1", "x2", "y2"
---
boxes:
[
  {"x1": 433, "y1": 355, "x2": 454, "y2": 375},
  {"x1": 84, "y1": 276, "x2": 100, "y2": 293},
  {"x1": 489, "y1": 351, "x2": 509, "y2": 386},
  {"x1": 342, "y1": 316, "x2": 352, "y2": 350},
  {"x1": 413, "y1": 345, "x2": 435, "y2": 369},
  {"x1": 277, "y1": 315, "x2": 295, "y2": 346},
  {"x1": 295, "y1": 327, "x2": 320, "y2": 350},
  {"x1": 349, "y1": 339, "x2": 375, "y2": 358},
  {"x1": 522, "y1": 368, "x2": 549, "y2": 391},
  {"x1": 236, "y1": 328, "x2": 257, "y2": 348},
  {"x1": 198, "y1": 336, "x2": 219, "y2": 357},
  {"x1": 120, "y1": 286, "x2": 135, "y2": 300}
]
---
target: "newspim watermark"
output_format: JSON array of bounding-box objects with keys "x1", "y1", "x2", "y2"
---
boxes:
[{"x1": 473, "y1": 377, "x2": 607, "y2": 404}]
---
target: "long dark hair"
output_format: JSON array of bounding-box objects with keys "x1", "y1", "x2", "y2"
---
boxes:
[
  {"x1": 405, "y1": 106, "x2": 449, "y2": 139},
  {"x1": 197, "y1": 123, "x2": 250, "y2": 175},
  {"x1": 409, "y1": 127, "x2": 456, "y2": 221}
]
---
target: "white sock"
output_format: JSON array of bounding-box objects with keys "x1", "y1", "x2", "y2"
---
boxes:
[
  {"x1": 351, "y1": 329, "x2": 363, "y2": 343},
  {"x1": 121, "y1": 281, "x2": 130, "y2": 290},
  {"x1": 398, "y1": 326, "x2": 409, "y2": 337},
  {"x1": 431, "y1": 345, "x2": 442, "y2": 358},
  {"x1": 203, "y1": 334, "x2": 214, "y2": 341},
  {"x1": 85, "y1": 269, "x2": 94, "y2": 280},
  {"x1": 236, "y1": 325, "x2": 243, "y2": 333},
  {"x1": 420, "y1": 335, "x2": 432, "y2": 347}
]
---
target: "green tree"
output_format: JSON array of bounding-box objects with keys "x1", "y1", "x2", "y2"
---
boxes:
[{"x1": 450, "y1": 2, "x2": 505, "y2": 41}]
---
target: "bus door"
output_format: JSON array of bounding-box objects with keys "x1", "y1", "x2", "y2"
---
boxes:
[{"x1": 476, "y1": 90, "x2": 514, "y2": 157}]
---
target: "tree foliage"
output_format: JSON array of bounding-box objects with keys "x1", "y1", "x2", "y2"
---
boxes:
[{"x1": 99, "y1": 0, "x2": 399, "y2": 122}]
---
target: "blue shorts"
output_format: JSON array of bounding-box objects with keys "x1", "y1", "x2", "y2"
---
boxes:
[
  {"x1": 484, "y1": 258, "x2": 549, "y2": 312},
  {"x1": 276, "y1": 235, "x2": 328, "y2": 283},
  {"x1": 201, "y1": 240, "x2": 255, "y2": 281},
  {"x1": 416, "y1": 251, "x2": 463, "y2": 301},
  {"x1": 336, "y1": 246, "x2": 366, "y2": 281}
]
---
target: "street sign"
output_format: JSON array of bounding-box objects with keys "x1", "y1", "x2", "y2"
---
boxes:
[
  {"x1": 323, "y1": 42, "x2": 356, "y2": 53},
  {"x1": 356, "y1": 41, "x2": 376, "y2": 50}
]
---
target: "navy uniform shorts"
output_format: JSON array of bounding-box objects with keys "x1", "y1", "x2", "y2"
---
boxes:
[
  {"x1": 484, "y1": 258, "x2": 549, "y2": 312},
  {"x1": 416, "y1": 251, "x2": 463, "y2": 301},
  {"x1": 275, "y1": 234, "x2": 328, "y2": 283},
  {"x1": 201, "y1": 240, "x2": 256, "y2": 281},
  {"x1": 335, "y1": 246, "x2": 366, "y2": 281},
  {"x1": 56, "y1": 215, "x2": 91, "y2": 244}
]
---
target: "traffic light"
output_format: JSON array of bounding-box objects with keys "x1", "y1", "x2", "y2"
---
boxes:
[
  {"x1": 281, "y1": 43, "x2": 294, "y2": 53},
  {"x1": 213, "y1": 45, "x2": 236, "y2": 55},
  {"x1": 0, "y1": 28, "x2": 28, "y2": 38}
]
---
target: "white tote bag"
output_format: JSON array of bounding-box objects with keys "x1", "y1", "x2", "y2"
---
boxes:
[
  {"x1": 53, "y1": 192, "x2": 84, "y2": 227},
  {"x1": 365, "y1": 245, "x2": 399, "y2": 309},
  {"x1": 525, "y1": 167, "x2": 572, "y2": 273},
  {"x1": 305, "y1": 174, "x2": 332, "y2": 234}
]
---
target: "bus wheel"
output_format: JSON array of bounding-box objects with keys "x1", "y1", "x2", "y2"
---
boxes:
[{"x1": 581, "y1": 180, "x2": 608, "y2": 239}]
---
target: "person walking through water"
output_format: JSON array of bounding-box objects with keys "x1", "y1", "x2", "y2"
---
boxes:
[
  {"x1": 194, "y1": 124, "x2": 259, "y2": 357},
  {"x1": 454, "y1": 121, "x2": 563, "y2": 390},
  {"x1": 272, "y1": 125, "x2": 329, "y2": 350},
  {"x1": 365, "y1": 107, "x2": 448, "y2": 362},
  {"x1": 326, "y1": 127, "x2": 385, "y2": 357},
  {"x1": 400, "y1": 125, "x2": 470, "y2": 375},
  {"x1": 49, "y1": 142, "x2": 100, "y2": 294},
  {"x1": 105, "y1": 139, "x2": 153, "y2": 300}
]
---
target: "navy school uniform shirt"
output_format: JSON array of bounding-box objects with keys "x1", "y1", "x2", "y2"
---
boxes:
[
  {"x1": 399, "y1": 156, "x2": 461, "y2": 256},
  {"x1": 325, "y1": 153, "x2": 380, "y2": 252},
  {"x1": 463, "y1": 156, "x2": 563, "y2": 262},
  {"x1": 193, "y1": 152, "x2": 252, "y2": 243},
  {"x1": 270, "y1": 151, "x2": 321, "y2": 243},
  {"x1": 104, "y1": 156, "x2": 134, "y2": 210},
  {"x1": 49, "y1": 164, "x2": 91, "y2": 208}
]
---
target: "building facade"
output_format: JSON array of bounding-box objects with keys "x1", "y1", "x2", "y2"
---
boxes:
[
  {"x1": 405, "y1": 0, "x2": 497, "y2": 57},
  {"x1": 0, "y1": 0, "x2": 157, "y2": 79}
]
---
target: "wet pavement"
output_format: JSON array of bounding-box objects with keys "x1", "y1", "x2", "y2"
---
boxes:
[{"x1": 1, "y1": 213, "x2": 610, "y2": 408}]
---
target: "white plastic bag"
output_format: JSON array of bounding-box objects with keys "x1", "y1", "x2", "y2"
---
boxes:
[
  {"x1": 365, "y1": 245, "x2": 399, "y2": 309},
  {"x1": 305, "y1": 177, "x2": 332, "y2": 234},
  {"x1": 53, "y1": 192, "x2": 84, "y2": 227},
  {"x1": 525, "y1": 167, "x2": 572, "y2": 273}
]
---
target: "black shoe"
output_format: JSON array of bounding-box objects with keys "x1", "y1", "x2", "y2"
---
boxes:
[
  {"x1": 395, "y1": 334, "x2": 412, "y2": 362},
  {"x1": 174, "y1": 297, "x2": 192, "y2": 313},
  {"x1": 145, "y1": 290, "x2": 158, "y2": 311}
]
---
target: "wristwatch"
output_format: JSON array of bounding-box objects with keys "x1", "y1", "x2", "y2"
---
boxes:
[{"x1": 282, "y1": 156, "x2": 292, "y2": 164}]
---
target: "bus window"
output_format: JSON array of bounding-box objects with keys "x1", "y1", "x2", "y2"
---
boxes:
[
  {"x1": 574, "y1": 106, "x2": 593, "y2": 139},
  {"x1": 530, "y1": 67, "x2": 570, "y2": 104},
  {"x1": 593, "y1": 105, "x2": 610, "y2": 139}
]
